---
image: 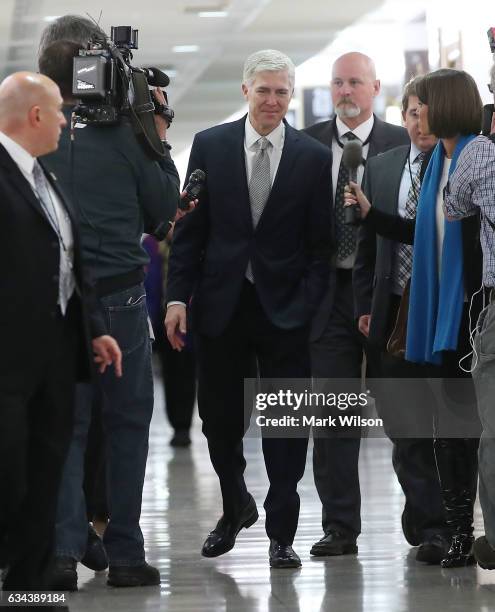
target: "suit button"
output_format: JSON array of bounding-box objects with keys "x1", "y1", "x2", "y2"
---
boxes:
[
  {"x1": 51, "y1": 241, "x2": 58, "y2": 249},
  {"x1": 52, "y1": 274, "x2": 59, "y2": 282}
]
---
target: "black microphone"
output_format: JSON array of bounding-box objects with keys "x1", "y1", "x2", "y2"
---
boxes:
[
  {"x1": 179, "y1": 169, "x2": 206, "y2": 210},
  {"x1": 142, "y1": 67, "x2": 170, "y2": 87},
  {"x1": 342, "y1": 140, "x2": 363, "y2": 225}
]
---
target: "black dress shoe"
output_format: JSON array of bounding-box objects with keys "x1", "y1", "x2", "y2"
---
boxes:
[
  {"x1": 81, "y1": 523, "x2": 108, "y2": 571},
  {"x1": 107, "y1": 561, "x2": 160, "y2": 587},
  {"x1": 170, "y1": 429, "x2": 191, "y2": 447},
  {"x1": 474, "y1": 535, "x2": 495, "y2": 569},
  {"x1": 416, "y1": 534, "x2": 450, "y2": 564},
  {"x1": 48, "y1": 556, "x2": 78, "y2": 591},
  {"x1": 201, "y1": 495, "x2": 258, "y2": 558},
  {"x1": 310, "y1": 530, "x2": 358, "y2": 556},
  {"x1": 269, "y1": 540, "x2": 301, "y2": 568}
]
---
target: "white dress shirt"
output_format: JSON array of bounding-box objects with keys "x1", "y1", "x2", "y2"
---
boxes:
[
  {"x1": 0, "y1": 131, "x2": 75, "y2": 314},
  {"x1": 244, "y1": 115, "x2": 285, "y2": 185},
  {"x1": 332, "y1": 115, "x2": 374, "y2": 269}
]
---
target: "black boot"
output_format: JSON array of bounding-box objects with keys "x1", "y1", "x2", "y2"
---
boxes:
[{"x1": 433, "y1": 438, "x2": 478, "y2": 568}]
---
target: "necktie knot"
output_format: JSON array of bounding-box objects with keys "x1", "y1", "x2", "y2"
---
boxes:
[
  {"x1": 258, "y1": 136, "x2": 270, "y2": 152},
  {"x1": 414, "y1": 151, "x2": 425, "y2": 165},
  {"x1": 343, "y1": 131, "x2": 359, "y2": 143}
]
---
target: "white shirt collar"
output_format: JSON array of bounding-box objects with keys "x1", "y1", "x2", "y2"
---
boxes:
[
  {"x1": 0, "y1": 130, "x2": 35, "y2": 176},
  {"x1": 336, "y1": 114, "x2": 375, "y2": 143},
  {"x1": 245, "y1": 115, "x2": 285, "y2": 150},
  {"x1": 409, "y1": 142, "x2": 423, "y2": 164}
]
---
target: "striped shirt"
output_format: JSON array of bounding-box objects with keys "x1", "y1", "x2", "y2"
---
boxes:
[{"x1": 444, "y1": 135, "x2": 495, "y2": 287}]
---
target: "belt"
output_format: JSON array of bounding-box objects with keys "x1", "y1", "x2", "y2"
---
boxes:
[{"x1": 95, "y1": 268, "x2": 145, "y2": 297}]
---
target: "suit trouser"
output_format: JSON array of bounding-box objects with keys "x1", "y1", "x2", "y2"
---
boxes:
[
  {"x1": 55, "y1": 283, "x2": 154, "y2": 565},
  {"x1": 0, "y1": 301, "x2": 78, "y2": 590},
  {"x1": 154, "y1": 308, "x2": 196, "y2": 433},
  {"x1": 196, "y1": 281, "x2": 310, "y2": 545},
  {"x1": 372, "y1": 293, "x2": 447, "y2": 543},
  {"x1": 310, "y1": 270, "x2": 369, "y2": 537}
]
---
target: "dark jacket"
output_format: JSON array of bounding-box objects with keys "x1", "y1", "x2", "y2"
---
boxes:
[
  {"x1": 303, "y1": 115, "x2": 410, "y2": 341},
  {"x1": 166, "y1": 116, "x2": 333, "y2": 337},
  {"x1": 0, "y1": 144, "x2": 106, "y2": 390}
]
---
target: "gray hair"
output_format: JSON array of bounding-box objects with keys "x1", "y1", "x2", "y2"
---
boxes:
[
  {"x1": 38, "y1": 14, "x2": 105, "y2": 59},
  {"x1": 242, "y1": 49, "x2": 295, "y2": 90}
]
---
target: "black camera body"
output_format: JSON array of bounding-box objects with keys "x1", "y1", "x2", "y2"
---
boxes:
[{"x1": 72, "y1": 26, "x2": 172, "y2": 159}]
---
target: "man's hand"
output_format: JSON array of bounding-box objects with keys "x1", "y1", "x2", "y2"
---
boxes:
[
  {"x1": 165, "y1": 304, "x2": 187, "y2": 351},
  {"x1": 344, "y1": 182, "x2": 371, "y2": 219},
  {"x1": 152, "y1": 87, "x2": 169, "y2": 140},
  {"x1": 92, "y1": 335, "x2": 123, "y2": 376},
  {"x1": 358, "y1": 314, "x2": 371, "y2": 337}
]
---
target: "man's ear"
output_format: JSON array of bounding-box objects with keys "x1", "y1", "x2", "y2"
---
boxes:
[
  {"x1": 373, "y1": 79, "x2": 381, "y2": 97},
  {"x1": 27, "y1": 105, "x2": 41, "y2": 128},
  {"x1": 241, "y1": 82, "x2": 249, "y2": 101}
]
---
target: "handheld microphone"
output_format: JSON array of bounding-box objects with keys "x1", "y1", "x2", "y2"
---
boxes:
[
  {"x1": 180, "y1": 169, "x2": 206, "y2": 210},
  {"x1": 342, "y1": 140, "x2": 363, "y2": 225},
  {"x1": 142, "y1": 67, "x2": 170, "y2": 87}
]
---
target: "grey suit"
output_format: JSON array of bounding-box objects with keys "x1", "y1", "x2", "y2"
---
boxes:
[
  {"x1": 353, "y1": 144, "x2": 448, "y2": 544},
  {"x1": 304, "y1": 116, "x2": 409, "y2": 539}
]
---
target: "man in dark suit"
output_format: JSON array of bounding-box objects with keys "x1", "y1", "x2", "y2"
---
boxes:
[
  {"x1": 0, "y1": 72, "x2": 121, "y2": 591},
  {"x1": 304, "y1": 52, "x2": 410, "y2": 557},
  {"x1": 165, "y1": 49, "x2": 332, "y2": 568},
  {"x1": 352, "y1": 78, "x2": 450, "y2": 563}
]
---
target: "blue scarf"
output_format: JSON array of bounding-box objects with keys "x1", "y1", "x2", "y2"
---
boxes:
[{"x1": 406, "y1": 135, "x2": 476, "y2": 365}]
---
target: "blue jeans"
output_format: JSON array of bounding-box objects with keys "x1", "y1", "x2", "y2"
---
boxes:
[
  {"x1": 55, "y1": 283, "x2": 154, "y2": 566},
  {"x1": 473, "y1": 300, "x2": 495, "y2": 548}
]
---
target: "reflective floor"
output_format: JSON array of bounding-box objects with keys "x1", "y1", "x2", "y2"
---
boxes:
[{"x1": 67, "y1": 374, "x2": 495, "y2": 612}]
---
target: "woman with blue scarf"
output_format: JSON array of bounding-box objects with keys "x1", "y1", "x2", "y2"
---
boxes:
[{"x1": 345, "y1": 69, "x2": 483, "y2": 568}]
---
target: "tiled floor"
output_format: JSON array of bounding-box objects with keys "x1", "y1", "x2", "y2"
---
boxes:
[{"x1": 66, "y1": 375, "x2": 495, "y2": 611}]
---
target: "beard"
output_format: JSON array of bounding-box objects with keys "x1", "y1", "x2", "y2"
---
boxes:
[{"x1": 335, "y1": 98, "x2": 361, "y2": 119}]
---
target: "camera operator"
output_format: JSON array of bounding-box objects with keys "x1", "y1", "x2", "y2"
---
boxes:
[
  {"x1": 442, "y1": 61, "x2": 495, "y2": 570},
  {"x1": 38, "y1": 16, "x2": 182, "y2": 589}
]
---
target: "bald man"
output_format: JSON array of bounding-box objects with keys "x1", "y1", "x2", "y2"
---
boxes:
[
  {"x1": 0, "y1": 72, "x2": 121, "y2": 591},
  {"x1": 304, "y1": 53, "x2": 409, "y2": 556}
]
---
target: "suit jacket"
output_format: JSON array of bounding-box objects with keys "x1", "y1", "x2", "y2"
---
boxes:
[
  {"x1": 353, "y1": 145, "x2": 483, "y2": 348},
  {"x1": 166, "y1": 116, "x2": 333, "y2": 337},
  {"x1": 0, "y1": 143, "x2": 106, "y2": 391},
  {"x1": 303, "y1": 115, "x2": 410, "y2": 341}
]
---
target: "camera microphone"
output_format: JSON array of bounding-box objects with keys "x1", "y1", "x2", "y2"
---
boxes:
[
  {"x1": 142, "y1": 67, "x2": 170, "y2": 87},
  {"x1": 180, "y1": 169, "x2": 206, "y2": 210},
  {"x1": 342, "y1": 140, "x2": 363, "y2": 226}
]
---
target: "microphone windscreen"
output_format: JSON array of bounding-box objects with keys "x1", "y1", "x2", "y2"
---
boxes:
[
  {"x1": 144, "y1": 67, "x2": 170, "y2": 87},
  {"x1": 190, "y1": 169, "x2": 206, "y2": 181},
  {"x1": 342, "y1": 140, "x2": 363, "y2": 171}
]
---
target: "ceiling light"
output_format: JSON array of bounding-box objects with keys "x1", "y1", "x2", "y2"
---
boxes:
[
  {"x1": 172, "y1": 45, "x2": 200, "y2": 53},
  {"x1": 198, "y1": 11, "x2": 228, "y2": 17}
]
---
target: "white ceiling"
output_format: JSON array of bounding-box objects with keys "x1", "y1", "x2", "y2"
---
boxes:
[{"x1": 0, "y1": 0, "x2": 384, "y2": 152}]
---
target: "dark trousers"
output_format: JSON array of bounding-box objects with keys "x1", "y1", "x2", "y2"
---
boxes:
[
  {"x1": 154, "y1": 313, "x2": 196, "y2": 432},
  {"x1": 310, "y1": 270, "x2": 375, "y2": 537},
  {"x1": 376, "y1": 293, "x2": 446, "y2": 541},
  {"x1": 0, "y1": 301, "x2": 78, "y2": 590},
  {"x1": 196, "y1": 281, "x2": 310, "y2": 545}
]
